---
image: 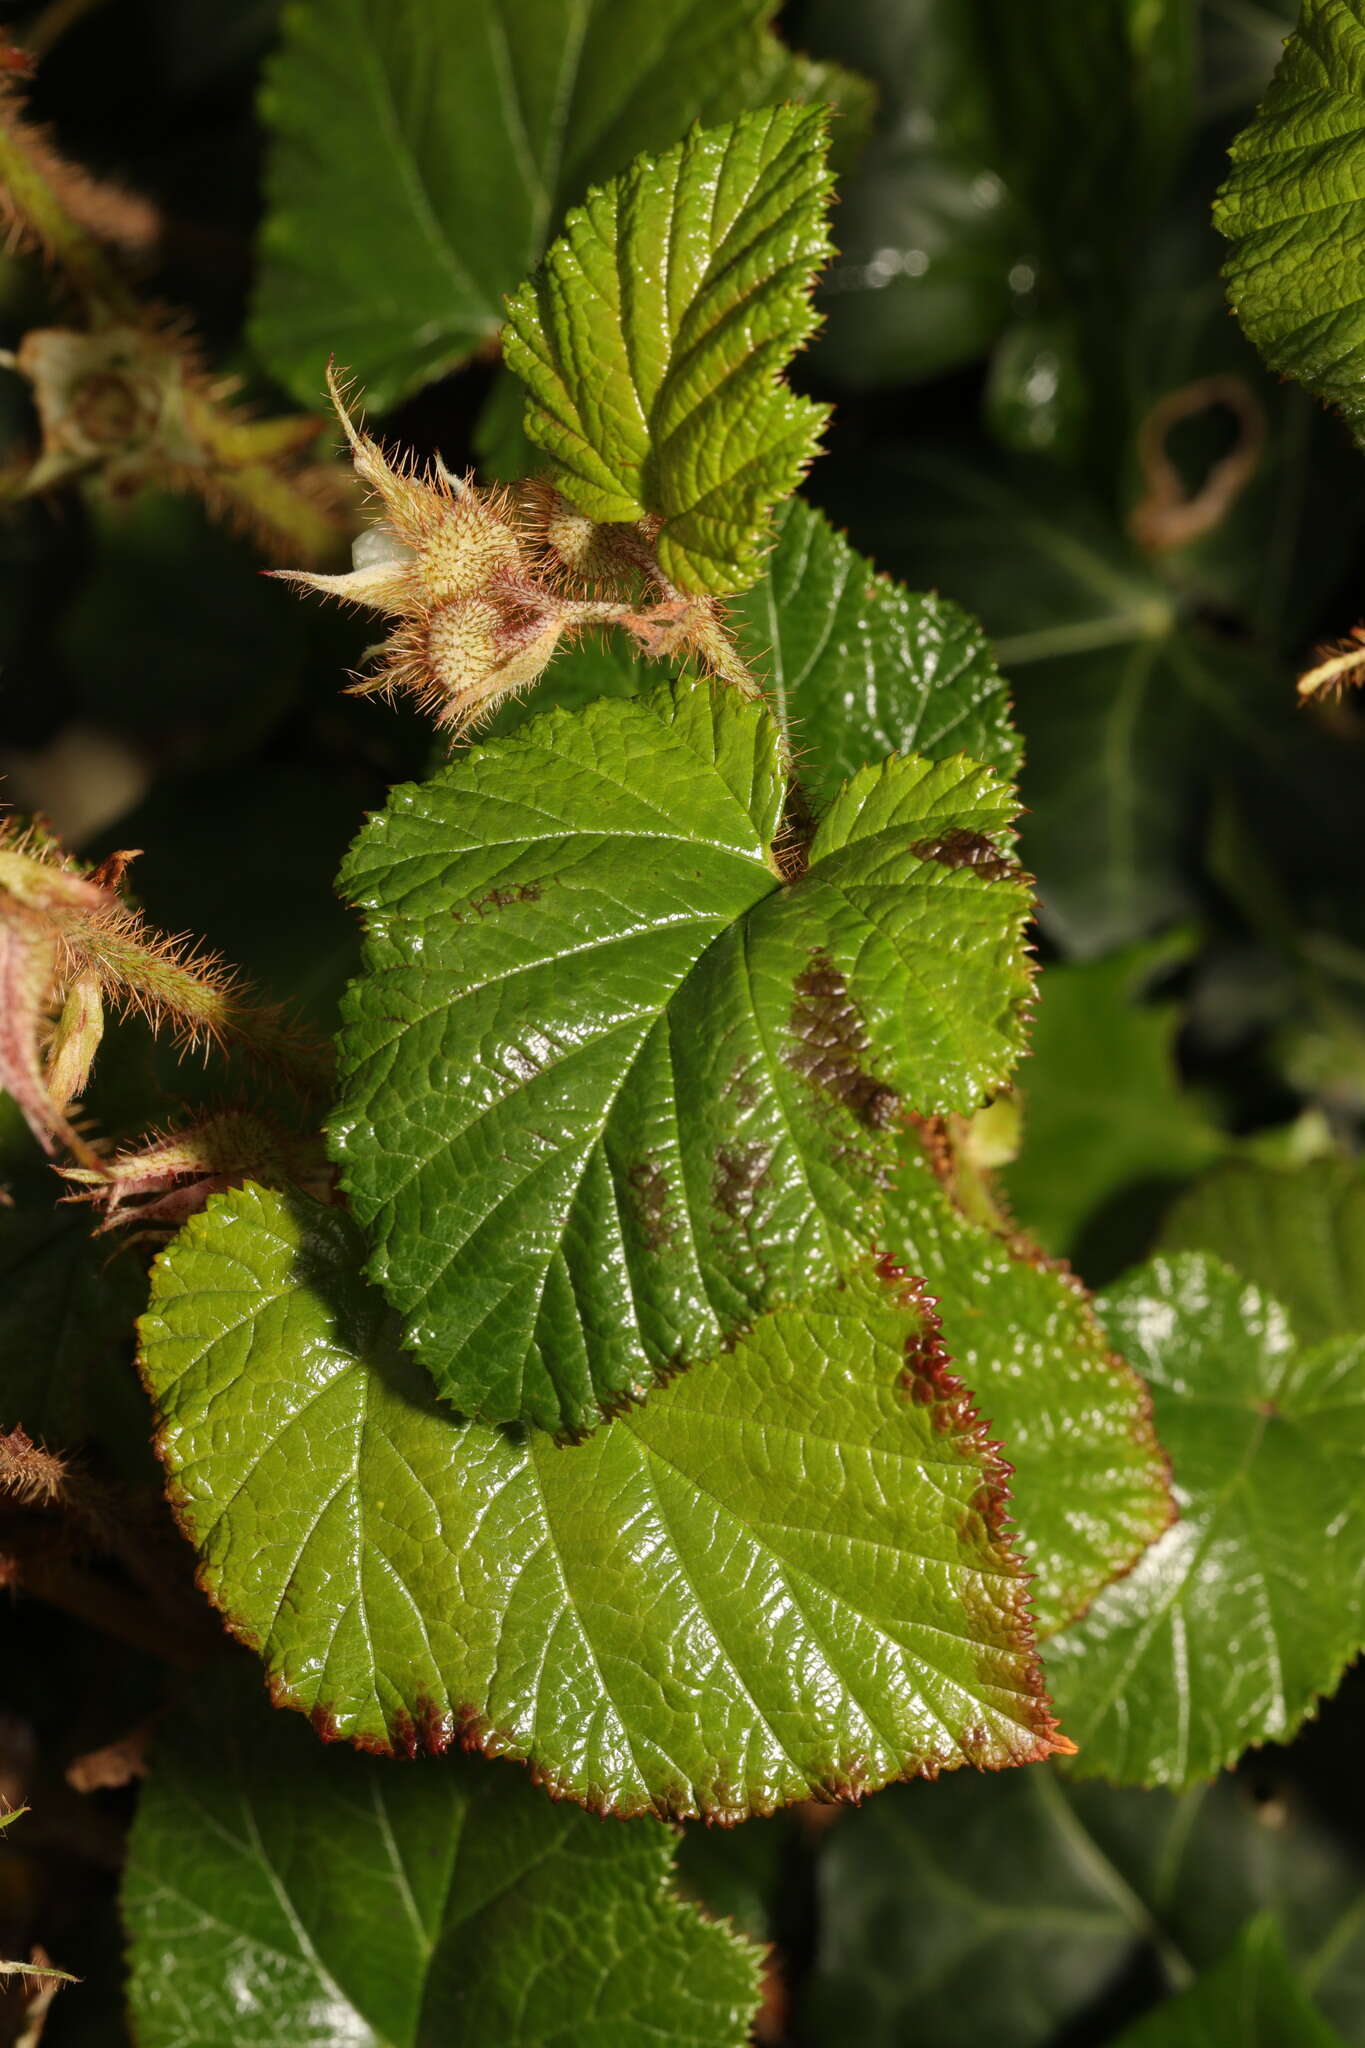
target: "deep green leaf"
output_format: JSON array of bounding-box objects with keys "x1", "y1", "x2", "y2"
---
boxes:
[
  {"x1": 1111, "y1": 1916, "x2": 1345, "y2": 2048},
  {"x1": 251, "y1": 0, "x2": 860, "y2": 411},
  {"x1": 1217, "y1": 0, "x2": 1365, "y2": 446},
  {"x1": 122, "y1": 1667, "x2": 762, "y2": 2047},
  {"x1": 138, "y1": 1183, "x2": 1065, "y2": 1821},
  {"x1": 729, "y1": 497, "x2": 1021, "y2": 801},
  {"x1": 502, "y1": 106, "x2": 834, "y2": 593},
  {"x1": 1003, "y1": 937, "x2": 1225, "y2": 1271},
  {"x1": 806, "y1": 1764, "x2": 1365, "y2": 2048},
  {"x1": 883, "y1": 1139, "x2": 1173, "y2": 1639},
  {"x1": 1046, "y1": 1252, "x2": 1365, "y2": 1785},
  {"x1": 1162, "y1": 1157, "x2": 1365, "y2": 1348},
  {"x1": 331, "y1": 679, "x2": 1032, "y2": 1433}
]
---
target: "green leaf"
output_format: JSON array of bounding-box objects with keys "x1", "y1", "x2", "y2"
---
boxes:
[
  {"x1": 1162, "y1": 1157, "x2": 1365, "y2": 1348},
  {"x1": 1217, "y1": 1, "x2": 1365, "y2": 446},
  {"x1": 489, "y1": 499, "x2": 1022, "y2": 803},
  {"x1": 251, "y1": 0, "x2": 860, "y2": 412},
  {"x1": 814, "y1": 447, "x2": 1330, "y2": 955},
  {"x1": 331, "y1": 679, "x2": 1032, "y2": 1434},
  {"x1": 138, "y1": 1183, "x2": 1065, "y2": 1821},
  {"x1": 123, "y1": 1667, "x2": 762, "y2": 2048},
  {"x1": 502, "y1": 106, "x2": 834, "y2": 594},
  {"x1": 1003, "y1": 937, "x2": 1225, "y2": 1273},
  {"x1": 1045, "y1": 1252, "x2": 1365, "y2": 1785},
  {"x1": 882, "y1": 1139, "x2": 1173, "y2": 1639},
  {"x1": 1112, "y1": 1917, "x2": 1346, "y2": 2048},
  {"x1": 806, "y1": 1764, "x2": 1365, "y2": 2048},
  {"x1": 729, "y1": 497, "x2": 1021, "y2": 802}
]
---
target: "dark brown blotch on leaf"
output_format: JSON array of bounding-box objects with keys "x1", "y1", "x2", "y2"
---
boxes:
[
  {"x1": 909, "y1": 827, "x2": 1015, "y2": 882},
  {"x1": 787, "y1": 948, "x2": 899, "y2": 1130},
  {"x1": 627, "y1": 1158, "x2": 675, "y2": 1250},
  {"x1": 713, "y1": 1142, "x2": 773, "y2": 1221}
]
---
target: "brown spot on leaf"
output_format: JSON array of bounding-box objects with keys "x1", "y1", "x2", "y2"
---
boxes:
[
  {"x1": 713, "y1": 1142, "x2": 773, "y2": 1222},
  {"x1": 910, "y1": 828, "x2": 1015, "y2": 882},
  {"x1": 788, "y1": 949, "x2": 899, "y2": 1130},
  {"x1": 627, "y1": 1158, "x2": 674, "y2": 1251},
  {"x1": 464, "y1": 880, "x2": 542, "y2": 918}
]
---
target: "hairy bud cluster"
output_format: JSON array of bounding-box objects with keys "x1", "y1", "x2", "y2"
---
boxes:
[{"x1": 276, "y1": 369, "x2": 753, "y2": 737}]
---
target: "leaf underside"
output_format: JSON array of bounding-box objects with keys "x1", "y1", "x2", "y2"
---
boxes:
[
  {"x1": 1045, "y1": 1252, "x2": 1365, "y2": 1787},
  {"x1": 503, "y1": 104, "x2": 835, "y2": 593},
  {"x1": 138, "y1": 1182, "x2": 1065, "y2": 1823},
  {"x1": 330, "y1": 678, "x2": 1032, "y2": 1435}
]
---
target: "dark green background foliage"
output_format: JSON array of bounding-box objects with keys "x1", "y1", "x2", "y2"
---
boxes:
[{"x1": 1, "y1": 2, "x2": 1364, "y2": 2046}]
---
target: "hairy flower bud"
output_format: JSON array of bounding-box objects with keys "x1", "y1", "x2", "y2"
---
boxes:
[{"x1": 274, "y1": 369, "x2": 569, "y2": 736}]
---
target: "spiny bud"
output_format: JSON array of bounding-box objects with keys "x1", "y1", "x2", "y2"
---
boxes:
[
  {"x1": 274, "y1": 368, "x2": 569, "y2": 736},
  {"x1": 520, "y1": 478, "x2": 646, "y2": 591}
]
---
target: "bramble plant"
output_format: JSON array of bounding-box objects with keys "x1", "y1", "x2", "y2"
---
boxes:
[{"x1": 0, "y1": 4, "x2": 1363, "y2": 2045}]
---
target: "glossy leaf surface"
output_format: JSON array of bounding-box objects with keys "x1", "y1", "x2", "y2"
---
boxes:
[
  {"x1": 331, "y1": 680, "x2": 1032, "y2": 1433},
  {"x1": 503, "y1": 107, "x2": 834, "y2": 593},
  {"x1": 815, "y1": 446, "x2": 1337, "y2": 956},
  {"x1": 123, "y1": 1669, "x2": 762, "y2": 2047},
  {"x1": 728, "y1": 497, "x2": 1020, "y2": 801},
  {"x1": 799, "y1": 0, "x2": 1025, "y2": 390},
  {"x1": 138, "y1": 1183, "x2": 1064, "y2": 1821},
  {"x1": 1218, "y1": 0, "x2": 1365, "y2": 446},
  {"x1": 1046, "y1": 1253, "x2": 1365, "y2": 1784},
  {"x1": 883, "y1": 1139, "x2": 1173, "y2": 1638}
]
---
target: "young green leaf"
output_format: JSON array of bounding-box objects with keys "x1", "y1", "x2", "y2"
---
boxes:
[
  {"x1": 503, "y1": 106, "x2": 835, "y2": 594},
  {"x1": 883, "y1": 1139, "x2": 1173, "y2": 1638},
  {"x1": 331, "y1": 679, "x2": 1032, "y2": 1435},
  {"x1": 251, "y1": 0, "x2": 861, "y2": 412},
  {"x1": 1045, "y1": 1253, "x2": 1365, "y2": 1786},
  {"x1": 1110, "y1": 1916, "x2": 1345, "y2": 2048},
  {"x1": 123, "y1": 1668, "x2": 762, "y2": 2048},
  {"x1": 806, "y1": 1765, "x2": 1365, "y2": 2048},
  {"x1": 1162, "y1": 1158, "x2": 1365, "y2": 1349},
  {"x1": 138, "y1": 1183, "x2": 1067, "y2": 1822},
  {"x1": 1217, "y1": 1, "x2": 1365, "y2": 446}
]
